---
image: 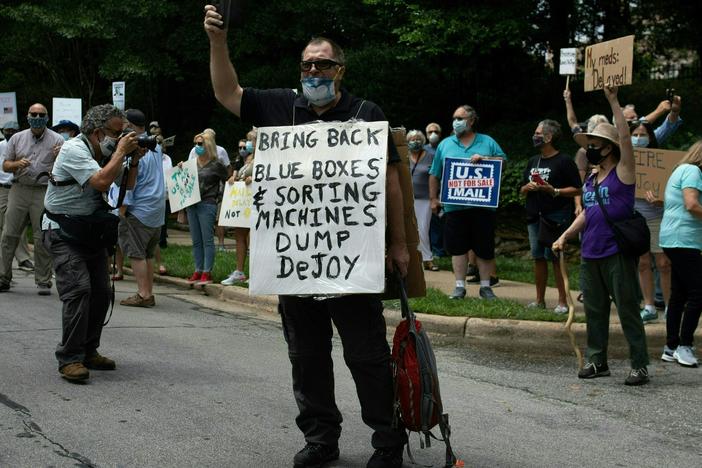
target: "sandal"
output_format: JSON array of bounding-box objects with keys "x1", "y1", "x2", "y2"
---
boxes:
[
  {"x1": 158, "y1": 266, "x2": 168, "y2": 276},
  {"x1": 111, "y1": 273, "x2": 124, "y2": 281}
]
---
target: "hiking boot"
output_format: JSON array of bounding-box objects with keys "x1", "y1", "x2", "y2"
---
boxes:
[
  {"x1": 554, "y1": 304, "x2": 569, "y2": 315},
  {"x1": 197, "y1": 272, "x2": 213, "y2": 286},
  {"x1": 640, "y1": 308, "x2": 658, "y2": 323},
  {"x1": 479, "y1": 286, "x2": 497, "y2": 300},
  {"x1": 624, "y1": 367, "x2": 650, "y2": 386},
  {"x1": 221, "y1": 270, "x2": 247, "y2": 285},
  {"x1": 448, "y1": 287, "x2": 466, "y2": 300},
  {"x1": 59, "y1": 362, "x2": 89, "y2": 381},
  {"x1": 84, "y1": 353, "x2": 116, "y2": 370},
  {"x1": 578, "y1": 362, "x2": 611, "y2": 379},
  {"x1": 661, "y1": 345, "x2": 676, "y2": 363},
  {"x1": 367, "y1": 445, "x2": 404, "y2": 468},
  {"x1": 673, "y1": 346, "x2": 699, "y2": 368},
  {"x1": 187, "y1": 271, "x2": 202, "y2": 284},
  {"x1": 293, "y1": 443, "x2": 339, "y2": 468},
  {"x1": 120, "y1": 293, "x2": 155, "y2": 308},
  {"x1": 18, "y1": 259, "x2": 34, "y2": 271},
  {"x1": 37, "y1": 283, "x2": 52, "y2": 296}
]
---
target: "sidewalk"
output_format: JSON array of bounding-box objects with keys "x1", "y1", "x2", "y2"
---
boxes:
[{"x1": 156, "y1": 227, "x2": 683, "y2": 358}]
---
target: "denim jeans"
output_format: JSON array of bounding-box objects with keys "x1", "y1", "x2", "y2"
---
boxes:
[{"x1": 186, "y1": 202, "x2": 217, "y2": 272}]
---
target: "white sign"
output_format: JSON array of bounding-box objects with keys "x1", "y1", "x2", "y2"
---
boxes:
[
  {"x1": 559, "y1": 48, "x2": 577, "y2": 75},
  {"x1": 166, "y1": 159, "x2": 200, "y2": 212},
  {"x1": 0, "y1": 92, "x2": 18, "y2": 129},
  {"x1": 249, "y1": 121, "x2": 388, "y2": 296},
  {"x1": 219, "y1": 181, "x2": 253, "y2": 227},
  {"x1": 112, "y1": 81, "x2": 125, "y2": 110},
  {"x1": 52, "y1": 97, "x2": 82, "y2": 127}
]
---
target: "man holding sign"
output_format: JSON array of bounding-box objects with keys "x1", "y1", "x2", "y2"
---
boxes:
[{"x1": 204, "y1": 5, "x2": 408, "y2": 468}]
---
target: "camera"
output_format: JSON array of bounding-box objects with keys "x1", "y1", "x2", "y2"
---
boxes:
[{"x1": 122, "y1": 128, "x2": 158, "y2": 151}]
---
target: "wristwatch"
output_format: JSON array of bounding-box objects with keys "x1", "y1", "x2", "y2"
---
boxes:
[{"x1": 553, "y1": 188, "x2": 560, "y2": 197}]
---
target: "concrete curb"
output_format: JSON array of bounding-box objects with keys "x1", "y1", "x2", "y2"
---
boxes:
[{"x1": 133, "y1": 269, "x2": 683, "y2": 359}]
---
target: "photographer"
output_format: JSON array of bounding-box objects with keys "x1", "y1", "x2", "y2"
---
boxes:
[{"x1": 42, "y1": 104, "x2": 140, "y2": 381}]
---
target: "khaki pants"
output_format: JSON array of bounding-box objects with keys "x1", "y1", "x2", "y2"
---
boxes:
[
  {"x1": 0, "y1": 184, "x2": 52, "y2": 286},
  {"x1": 0, "y1": 186, "x2": 30, "y2": 264}
]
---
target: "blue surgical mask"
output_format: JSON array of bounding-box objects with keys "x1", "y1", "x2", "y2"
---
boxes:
[
  {"x1": 631, "y1": 135, "x2": 649, "y2": 148},
  {"x1": 60, "y1": 132, "x2": 71, "y2": 141},
  {"x1": 195, "y1": 145, "x2": 206, "y2": 156},
  {"x1": 301, "y1": 76, "x2": 336, "y2": 107},
  {"x1": 239, "y1": 149, "x2": 248, "y2": 157},
  {"x1": 453, "y1": 118, "x2": 469, "y2": 136},
  {"x1": 245, "y1": 140, "x2": 254, "y2": 153},
  {"x1": 27, "y1": 116, "x2": 49, "y2": 129}
]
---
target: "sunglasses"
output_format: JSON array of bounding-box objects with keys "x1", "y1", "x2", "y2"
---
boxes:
[
  {"x1": 195, "y1": 142, "x2": 204, "y2": 146},
  {"x1": 29, "y1": 112, "x2": 47, "y2": 118},
  {"x1": 299, "y1": 59, "x2": 340, "y2": 72}
]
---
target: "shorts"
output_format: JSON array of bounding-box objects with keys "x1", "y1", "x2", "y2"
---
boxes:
[
  {"x1": 118, "y1": 214, "x2": 161, "y2": 259},
  {"x1": 527, "y1": 209, "x2": 573, "y2": 261},
  {"x1": 443, "y1": 208, "x2": 496, "y2": 260},
  {"x1": 646, "y1": 217, "x2": 662, "y2": 254}
]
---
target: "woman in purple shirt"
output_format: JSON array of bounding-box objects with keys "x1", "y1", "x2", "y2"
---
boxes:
[{"x1": 553, "y1": 86, "x2": 649, "y2": 386}]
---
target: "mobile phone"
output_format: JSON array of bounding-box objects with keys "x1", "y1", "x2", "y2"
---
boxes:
[
  {"x1": 666, "y1": 88, "x2": 675, "y2": 103},
  {"x1": 531, "y1": 172, "x2": 546, "y2": 185},
  {"x1": 215, "y1": 0, "x2": 232, "y2": 29}
]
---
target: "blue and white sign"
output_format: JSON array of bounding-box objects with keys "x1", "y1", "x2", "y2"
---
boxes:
[{"x1": 440, "y1": 157, "x2": 503, "y2": 209}]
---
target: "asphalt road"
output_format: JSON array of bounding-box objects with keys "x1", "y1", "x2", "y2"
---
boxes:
[{"x1": 1, "y1": 270, "x2": 701, "y2": 467}]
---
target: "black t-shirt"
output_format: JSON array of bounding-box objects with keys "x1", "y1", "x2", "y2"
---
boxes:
[
  {"x1": 522, "y1": 152, "x2": 581, "y2": 222},
  {"x1": 240, "y1": 87, "x2": 400, "y2": 163}
]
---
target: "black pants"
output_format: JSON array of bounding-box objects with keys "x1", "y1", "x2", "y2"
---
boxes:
[
  {"x1": 278, "y1": 294, "x2": 406, "y2": 449},
  {"x1": 663, "y1": 248, "x2": 702, "y2": 348},
  {"x1": 44, "y1": 230, "x2": 111, "y2": 368}
]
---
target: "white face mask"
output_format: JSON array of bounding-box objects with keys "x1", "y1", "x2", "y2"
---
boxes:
[
  {"x1": 428, "y1": 133, "x2": 440, "y2": 144},
  {"x1": 301, "y1": 77, "x2": 336, "y2": 107}
]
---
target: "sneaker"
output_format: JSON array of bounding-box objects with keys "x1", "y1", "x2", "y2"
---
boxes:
[
  {"x1": 197, "y1": 272, "x2": 213, "y2": 286},
  {"x1": 578, "y1": 362, "x2": 611, "y2": 379},
  {"x1": 84, "y1": 353, "x2": 116, "y2": 370},
  {"x1": 624, "y1": 367, "x2": 650, "y2": 386},
  {"x1": 120, "y1": 293, "x2": 155, "y2": 308},
  {"x1": 37, "y1": 283, "x2": 52, "y2": 296},
  {"x1": 554, "y1": 304, "x2": 569, "y2": 315},
  {"x1": 448, "y1": 286, "x2": 466, "y2": 300},
  {"x1": 466, "y1": 264, "x2": 478, "y2": 277},
  {"x1": 293, "y1": 443, "x2": 339, "y2": 468},
  {"x1": 187, "y1": 272, "x2": 202, "y2": 284},
  {"x1": 59, "y1": 362, "x2": 89, "y2": 381},
  {"x1": 18, "y1": 259, "x2": 34, "y2": 271},
  {"x1": 640, "y1": 308, "x2": 658, "y2": 323},
  {"x1": 527, "y1": 302, "x2": 546, "y2": 309},
  {"x1": 221, "y1": 270, "x2": 247, "y2": 285},
  {"x1": 673, "y1": 345, "x2": 699, "y2": 368},
  {"x1": 661, "y1": 345, "x2": 676, "y2": 363},
  {"x1": 490, "y1": 275, "x2": 500, "y2": 287},
  {"x1": 367, "y1": 445, "x2": 404, "y2": 468},
  {"x1": 217, "y1": 244, "x2": 226, "y2": 252},
  {"x1": 479, "y1": 286, "x2": 497, "y2": 300}
]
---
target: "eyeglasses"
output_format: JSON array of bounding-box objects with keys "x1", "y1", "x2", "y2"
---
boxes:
[
  {"x1": 299, "y1": 59, "x2": 340, "y2": 72},
  {"x1": 29, "y1": 112, "x2": 47, "y2": 118},
  {"x1": 586, "y1": 144, "x2": 602, "y2": 150}
]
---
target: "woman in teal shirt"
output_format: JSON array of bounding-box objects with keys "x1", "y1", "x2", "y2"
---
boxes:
[{"x1": 659, "y1": 141, "x2": 702, "y2": 368}]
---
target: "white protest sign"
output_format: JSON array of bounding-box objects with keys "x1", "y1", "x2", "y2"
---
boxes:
[
  {"x1": 584, "y1": 35, "x2": 634, "y2": 92},
  {"x1": 219, "y1": 181, "x2": 253, "y2": 227},
  {"x1": 559, "y1": 48, "x2": 577, "y2": 75},
  {"x1": 112, "y1": 81, "x2": 125, "y2": 110},
  {"x1": 0, "y1": 92, "x2": 18, "y2": 129},
  {"x1": 249, "y1": 121, "x2": 388, "y2": 296},
  {"x1": 52, "y1": 97, "x2": 82, "y2": 126},
  {"x1": 166, "y1": 159, "x2": 200, "y2": 211}
]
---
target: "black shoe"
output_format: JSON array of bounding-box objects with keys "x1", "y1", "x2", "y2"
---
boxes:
[
  {"x1": 367, "y1": 446, "x2": 404, "y2": 468},
  {"x1": 479, "y1": 286, "x2": 497, "y2": 300},
  {"x1": 0, "y1": 282, "x2": 9, "y2": 292},
  {"x1": 466, "y1": 264, "x2": 478, "y2": 277},
  {"x1": 293, "y1": 443, "x2": 339, "y2": 468},
  {"x1": 624, "y1": 367, "x2": 650, "y2": 386},
  {"x1": 490, "y1": 275, "x2": 500, "y2": 287},
  {"x1": 577, "y1": 362, "x2": 611, "y2": 379},
  {"x1": 654, "y1": 299, "x2": 666, "y2": 310},
  {"x1": 18, "y1": 259, "x2": 34, "y2": 272}
]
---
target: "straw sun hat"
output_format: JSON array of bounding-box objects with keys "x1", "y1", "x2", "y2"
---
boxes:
[{"x1": 574, "y1": 122, "x2": 620, "y2": 149}]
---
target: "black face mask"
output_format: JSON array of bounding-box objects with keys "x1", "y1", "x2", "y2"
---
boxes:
[{"x1": 586, "y1": 146, "x2": 607, "y2": 165}]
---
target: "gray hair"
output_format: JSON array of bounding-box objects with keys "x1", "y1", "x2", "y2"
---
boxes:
[
  {"x1": 81, "y1": 104, "x2": 125, "y2": 135},
  {"x1": 459, "y1": 105, "x2": 478, "y2": 123},
  {"x1": 587, "y1": 114, "x2": 609, "y2": 133},
  {"x1": 406, "y1": 129, "x2": 426, "y2": 145},
  {"x1": 538, "y1": 119, "x2": 562, "y2": 144}
]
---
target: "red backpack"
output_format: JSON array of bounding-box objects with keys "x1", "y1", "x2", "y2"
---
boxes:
[{"x1": 391, "y1": 277, "x2": 461, "y2": 467}]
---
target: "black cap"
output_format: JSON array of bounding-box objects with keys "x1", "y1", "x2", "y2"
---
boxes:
[{"x1": 125, "y1": 109, "x2": 146, "y2": 128}]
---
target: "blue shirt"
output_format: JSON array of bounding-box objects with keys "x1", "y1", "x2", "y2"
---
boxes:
[
  {"x1": 654, "y1": 114, "x2": 682, "y2": 146},
  {"x1": 429, "y1": 133, "x2": 506, "y2": 212},
  {"x1": 659, "y1": 163, "x2": 702, "y2": 250},
  {"x1": 122, "y1": 146, "x2": 166, "y2": 228}
]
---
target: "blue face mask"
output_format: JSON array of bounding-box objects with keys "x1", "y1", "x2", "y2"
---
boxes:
[
  {"x1": 27, "y1": 115, "x2": 49, "y2": 129},
  {"x1": 453, "y1": 118, "x2": 469, "y2": 136},
  {"x1": 60, "y1": 132, "x2": 71, "y2": 141},
  {"x1": 245, "y1": 140, "x2": 254, "y2": 153},
  {"x1": 408, "y1": 141, "x2": 423, "y2": 152},
  {"x1": 195, "y1": 145, "x2": 206, "y2": 156},
  {"x1": 301, "y1": 77, "x2": 336, "y2": 107},
  {"x1": 631, "y1": 135, "x2": 649, "y2": 148}
]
